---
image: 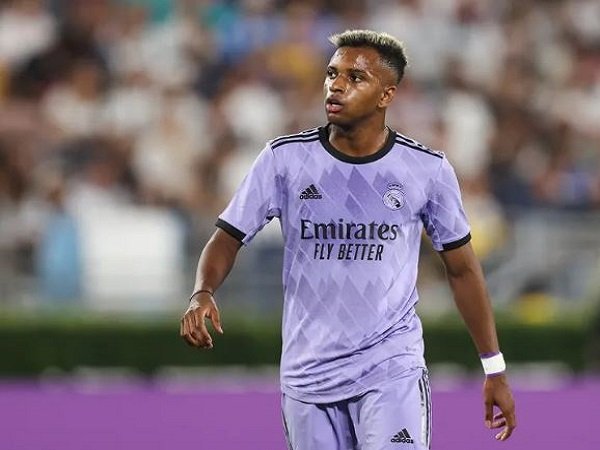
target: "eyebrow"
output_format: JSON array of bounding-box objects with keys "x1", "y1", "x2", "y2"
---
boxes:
[
  {"x1": 349, "y1": 68, "x2": 369, "y2": 76},
  {"x1": 327, "y1": 65, "x2": 371, "y2": 77}
]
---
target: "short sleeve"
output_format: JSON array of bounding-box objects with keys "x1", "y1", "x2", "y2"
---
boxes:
[
  {"x1": 421, "y1": 157, "x2": 471, "y2": 252},
  {"x1": 216, "y1": 145, "x2": 282, "y2": 245}
]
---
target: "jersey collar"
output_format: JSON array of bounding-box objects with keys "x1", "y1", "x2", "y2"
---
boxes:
[{"x1": 319, "y1": 124, "x2": 396, "y2": 164}]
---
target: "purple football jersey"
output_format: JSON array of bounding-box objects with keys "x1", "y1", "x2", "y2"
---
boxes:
[{"x1": 217, "y1": 125, "x2": 471, "y2": 403}]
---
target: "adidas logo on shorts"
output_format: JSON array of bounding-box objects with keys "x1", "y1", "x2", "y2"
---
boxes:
[
  {"x1": 391, "y1": 428, "x2": 414, "y2": 444},
  {"x1": 299, "y1": 184, "x2": 323, "y2": 200}
]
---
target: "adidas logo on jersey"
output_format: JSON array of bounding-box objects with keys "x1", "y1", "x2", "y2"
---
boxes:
[
  {"x1": 299, "y1": 184, "x2": 323, "y2": 200},
  {"x1": 390, "y1": 428, "x2": 414, "y2": 444}
]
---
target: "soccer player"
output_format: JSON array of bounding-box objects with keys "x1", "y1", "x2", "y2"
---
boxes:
[{"x1": 180, "y1": 30, "x2": 516, "y2": 449}]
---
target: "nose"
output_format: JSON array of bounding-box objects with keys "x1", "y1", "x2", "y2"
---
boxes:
[{"x1": 327, "y1": 74, "x2": 345, "y2": 93}]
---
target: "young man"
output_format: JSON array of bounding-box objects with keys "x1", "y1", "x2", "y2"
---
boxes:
[{"x1": 180, "y1": 30, "x2": 516, "y2": 449}]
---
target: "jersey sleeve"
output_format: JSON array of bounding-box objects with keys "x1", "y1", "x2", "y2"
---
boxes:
[
  {"x1": 216, "y1": 144, "x2": 282, "y2": 245},
  {"x1": 421, "y1": 156, "x2": 471, "y2": 252}
]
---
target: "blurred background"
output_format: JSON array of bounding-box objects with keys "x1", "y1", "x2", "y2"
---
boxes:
[{"x1": 0, "y1": 0, "x2": 599, "y2": 449}]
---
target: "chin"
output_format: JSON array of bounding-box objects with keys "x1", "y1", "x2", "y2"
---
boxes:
[{"x1": 326, "y1": 113, "x2": 352, "y2": 127}]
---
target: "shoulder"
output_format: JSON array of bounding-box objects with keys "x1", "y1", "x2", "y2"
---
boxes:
[
  {"x1": 393, "y1": 132, "x2": 444, "y2": 160},
  {"x1": 268, "y1": 127, "x2": 321, "y2": 150}
]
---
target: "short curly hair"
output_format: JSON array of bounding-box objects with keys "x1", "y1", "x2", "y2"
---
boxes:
[{"x1": 329, "y1": 29, "x2": 408, "y2": 84}]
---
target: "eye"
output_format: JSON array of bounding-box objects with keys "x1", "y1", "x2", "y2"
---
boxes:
[
  {"x1": 350, "y1": 73, "x2": 363, "y2": 82},
  {"x1": 326, "y1": 69, "x2": 336, "y2": 79}
]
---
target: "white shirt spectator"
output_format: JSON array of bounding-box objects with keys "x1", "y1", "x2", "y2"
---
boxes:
[
  {"x1": 109, "y1": 9, "x2": 198, "y2": 88},
  {"x1": 442, "y1": 89, "x2": 494, "y2": 180},
  {"x1": 0, "y1": 0, "x2": 55, "y2": 68},
  {"x1": 42, "y1": 85, "x2": 104, "y2": 138},
  {"x1": 220, "y1": 80, "x2": 286, "y2": 149},
  {"x1": 133, "y1": 89, "x2": 211, "y2": 200},
  {"x1": 42, "y1": 62, "x2": 106, "y2": 138},
  {"x1": 101, "y1": 75, "x2": 162, "y2": 139}
]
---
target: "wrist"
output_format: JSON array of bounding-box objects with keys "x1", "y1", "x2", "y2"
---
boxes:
[
  {"x1": 189, "y1": 289, "x2": 215, "y2": 302},
  {"x1": 480, "y1": 351, "x2": 506, "y2": 377}
]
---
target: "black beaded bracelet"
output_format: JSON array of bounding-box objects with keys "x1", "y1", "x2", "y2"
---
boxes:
[{"x1": 189, "y1": 289, "x2": 214, "y2": 302}]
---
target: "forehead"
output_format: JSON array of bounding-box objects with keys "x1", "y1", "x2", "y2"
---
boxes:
[{"x1": 329, "y1": 46, "x2": 383, "y2": 72}]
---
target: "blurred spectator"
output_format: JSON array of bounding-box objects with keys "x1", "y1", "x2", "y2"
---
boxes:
[
  {"x1": 533, "y1": 124, "x2": 600, "y2": 209},
  {"x1": 0, "y1": 0, "x2": 598, "y2": 308},
  {"x1": 368, "y1": 0, "x2": 451, "y2": 83},
  {"x1": 0, "y1": 134, "x2": 49, "y2": 285},
  {"x1": 0, "y1": 0, "x2": 56, "y2": 70},
  {"x1": 132, "y1": 85, "x2": 211, "y2": 206},
  {"x1": 216, "y1": 0, "x2": 281, "y2": 62},
  {"x1": 441, "y1": 60, "x2": 494, "y2": 181},
  {"x1": 218, "y1": 55, "x2": 287, "y2": 149},
  {"x1": 62, "y1": 137, "x2": 133, "y2": 217},
  {"x1": 101, "y1": 71, "x2": 161, "y2": 140},
  {"x1": 42, "y1": 59, "x2": 106, "y2": 138},
  {"x1": 35, "y1": 169, "x2": 82, "y2": 302}
]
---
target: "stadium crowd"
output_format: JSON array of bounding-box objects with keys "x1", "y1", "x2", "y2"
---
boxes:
[{"x1": 0, "y1": 0, "x2": 599, "y2": 302}]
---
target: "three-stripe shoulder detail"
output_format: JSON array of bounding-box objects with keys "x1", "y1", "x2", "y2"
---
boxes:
[
  {"x1": 270, "y1": 129, "x2": 320, "y2": 149},
  {"x1": 395, "y1": 134, "x2": 443, "y2": 159}
]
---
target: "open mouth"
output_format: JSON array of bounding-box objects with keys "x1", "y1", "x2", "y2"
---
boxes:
[{"x1": 325, "y1": 98, "x2": 344, "y2": 113}]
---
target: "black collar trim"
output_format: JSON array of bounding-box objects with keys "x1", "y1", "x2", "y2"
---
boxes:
[{"x1": 319, "y1": 125, "x2": 396, "y2": 164}]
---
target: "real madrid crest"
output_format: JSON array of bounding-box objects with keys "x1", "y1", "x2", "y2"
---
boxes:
[{"x1": 382, "y1": 183, "x2": 405, "y2": 210}]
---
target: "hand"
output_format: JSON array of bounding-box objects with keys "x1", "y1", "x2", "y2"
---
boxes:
[
  {"x1": 180, "y1": 292, "x2": 223, "y2": 349},
  {"x1": 483, "y1": 374, "x2": 516, "y2": 441}
]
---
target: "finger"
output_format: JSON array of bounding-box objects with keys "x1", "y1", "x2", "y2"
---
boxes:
[
  {"x1": 210, "y1": 307, "x2": 224, "y2": 334},
  {"x1": 490, "y1": 412, "x2": 505, "y2": 428},
  {"x1": 190, "y1": 322, "x2": 211, "y2": 348},
  {"x1": 192, "y1": 310, "x2": 213, "y2": 348},
  {"x1": 496, "y1": 411, "x2": 516, "y2": 441},
  {"x1": 484, "y1": 400, "x2": 494, "y2": 429},
  {"x1": 491, "y1": 418, "x2": 506, "y2": 429},
  {"x1": 495, "y1": 425, "x2": 515, "y2": 441},
  {"x1": 182, "y1": 314, "x2": 201, "y2": 347},
  {"x1": 499, "y1": 413, "x2": 516, "y2": 440},
  {"x1": 504, "y1": 407, "x2": 517, "y2": 430},
  {"x1": 184, "y1": 314, "x2": 202, "y2": 347}
]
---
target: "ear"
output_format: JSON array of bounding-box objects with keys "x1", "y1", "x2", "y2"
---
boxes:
[{"x1": 378, "y1": 84, "x2": 397, "y2": 109}]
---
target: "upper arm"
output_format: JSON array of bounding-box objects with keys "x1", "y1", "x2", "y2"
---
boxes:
[
  {"x1": 438, "y1": 242, "x2": 481, "y2": 279},
  {"x1": 210, "y1": 228, "x2": 243, "y2": 256}
]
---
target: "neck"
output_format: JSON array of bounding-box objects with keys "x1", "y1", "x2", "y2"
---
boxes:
[{"x1": 328, "y1": 120, "x2": 389, "y2": 157}]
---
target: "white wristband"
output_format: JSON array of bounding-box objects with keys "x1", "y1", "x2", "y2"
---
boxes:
[{"x1": 480, "y1": 352, "x2": 506, "y2": 376}]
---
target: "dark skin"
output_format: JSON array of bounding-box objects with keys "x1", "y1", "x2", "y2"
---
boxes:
[
  {"x1": 181, "y1": 45, "x2": 516, "y2": 442},
  {"x1": 324, "y1": 47, "x2": 397, "y2": 157},
  {"x1": 440, "y1": 243, "x2": 516, "y2": 441}
]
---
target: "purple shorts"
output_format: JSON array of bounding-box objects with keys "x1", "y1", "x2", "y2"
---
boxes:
[{"x1": 281, "y1": 368, "x2": 431, "y2": 450}]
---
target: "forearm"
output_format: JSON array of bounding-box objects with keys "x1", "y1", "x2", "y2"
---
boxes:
[
  {"x1": 447, "y1": 268, "x2": 499, "y2": 354},
  {"x1": 442, "y1": 246, "x2": 515, "y2": 438},
  {"x1": 441, "y1": 244, "x2": 499, "y2": 355},
  {"x1": 193, "y1": 229, "x2": 241, "y2": 294}
]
